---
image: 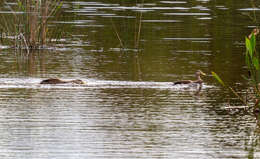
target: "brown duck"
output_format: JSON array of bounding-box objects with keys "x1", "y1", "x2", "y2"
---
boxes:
[
  {"x1": 173, "y1": 70, "x2": 206, "y2": 85},
  {"x1": 40, "y1": 78, "x2": 85, "y2": 84}
]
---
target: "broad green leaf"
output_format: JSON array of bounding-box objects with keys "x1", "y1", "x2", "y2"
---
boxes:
[
  {"x1": 246, "y1": 37, "x2": 253, "y2": 58},
  {"x1": 253, "y1": 57, "x2": 259, "y2": 70},
  {"x1": 250, "y1": 33, "x2": 256, "y2": 51},
  {"x1": 245, "y1": 51, "x2": 250, "y2": 68},
  {"x1": 212, "y1": 71, "x2": 225, "y2": 87}
]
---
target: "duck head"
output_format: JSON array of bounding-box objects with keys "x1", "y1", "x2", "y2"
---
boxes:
[{"x1": 195, "y1": 70, "x2": 206, "y2": 77}]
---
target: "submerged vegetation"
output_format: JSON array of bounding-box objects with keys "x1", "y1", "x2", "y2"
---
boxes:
[{"x1": 0, "y1": 0, "x2": 63, "y2": 52}]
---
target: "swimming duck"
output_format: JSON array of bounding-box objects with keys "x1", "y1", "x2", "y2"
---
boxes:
[
  {"x1": 173, "y1": 70, "x2": 206, "y2": 85},
  {"x1": 40, "y1": 78, "x2": 85, "y2": 84}
]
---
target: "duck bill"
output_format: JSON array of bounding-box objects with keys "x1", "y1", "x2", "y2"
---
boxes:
[{"x1": 200, "y1": 72, "x2": 206, "y2": 76}]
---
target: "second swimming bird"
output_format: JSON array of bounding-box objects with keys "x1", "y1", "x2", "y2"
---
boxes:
[{"x1": 173, "y1": 70, "x2": 206, "y2": 85}]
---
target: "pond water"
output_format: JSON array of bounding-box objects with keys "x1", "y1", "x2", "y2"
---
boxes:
[{"x1": 0, "y1": 0, "x2": 260, "y2": 158}]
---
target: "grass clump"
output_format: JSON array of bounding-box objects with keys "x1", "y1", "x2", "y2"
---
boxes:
[{"x1": 0, "y1": 0, "x2": 63, "y2": 52}]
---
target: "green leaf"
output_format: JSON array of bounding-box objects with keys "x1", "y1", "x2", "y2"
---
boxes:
[
  {"x1": 253, "y1": 56, "x2": 259, "y2": 70},
  {"x1": 250, "y1": 33, "x2": 256, "y2": 51},
  {"x1": 17, "y1": 0, "x2": 25, "y2": 11},
  {"x1": 246, "y1": 37, "x2": 253, "y2": 58},
  {"x1": 212, "y1": 71, "x2": 225, "y2": 87},
  {"x1": 245, "y1": 50, "x2": 250, "y2": 68}
]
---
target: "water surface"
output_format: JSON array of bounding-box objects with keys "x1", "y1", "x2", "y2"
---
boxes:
[{"x1": 0, "y1": 0, "x2": 260, "y2": 158}]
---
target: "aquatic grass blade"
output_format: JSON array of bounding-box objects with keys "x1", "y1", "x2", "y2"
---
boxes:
[
  {"x1": 54, "y1": 2, "x2": 63, "y2": 15},
  {"x1": 211, "y1": 71, "x2": 225, "y2": 87},
  {"x1": 245, "y1": 50, "x2": 250, "y2": 68},
  {"x1": 212, "y1": 72, "x2": 247, "y2": 105},
  {"x1": 253, "y1": 56, "x2": 259, "y2": 70},
  {"x1": 242, "y1": 75, "x2": 250, "y2": 81},
  {"x1": 246, "y1": 37, "x2": 253, "y2": 58},
  {"x1": 250, "y1": 33, "x2": 256, "y2": 52}
]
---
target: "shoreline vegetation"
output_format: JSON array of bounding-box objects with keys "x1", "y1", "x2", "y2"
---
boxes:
[
  {"x1": 212, "y1": 28, "x2": 260, "y2": 117},
  {"x1": 211, "y1": 0, "x2": 260, "y2": 119},
  {"x1": 0, "y1": 0, "x2": 63, "y2": 53}
]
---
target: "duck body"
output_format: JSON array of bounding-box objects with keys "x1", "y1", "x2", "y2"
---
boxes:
[
  {"x1": 173, "y1": 80, "x2": 193, "y2": 85},
  {"x1": 173, "y1": 70, "x2": 205, "y2": 86},
  {"x1": 40, "y1": 78, "x2": 85, "y2": 84}
]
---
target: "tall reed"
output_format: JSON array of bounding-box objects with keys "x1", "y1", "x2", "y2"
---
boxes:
[
  {"x1": 111, "y1": 0, "x2": 144, "y2": 51},
  {"x1": 134, "y1": 0, "x2": 144, "y2": 49}
]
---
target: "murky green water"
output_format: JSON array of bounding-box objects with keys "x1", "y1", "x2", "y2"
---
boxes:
[{"x1": 0, "y1": 0, "x2": 260, "y2": 158}]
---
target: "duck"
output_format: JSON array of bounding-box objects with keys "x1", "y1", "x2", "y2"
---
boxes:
[
  {"x1": 40, "y1": 78, "x2": 85, "y2": 84},
  {"x1": 173, "y1": 70, "x2": 206, "y2": 86}
]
